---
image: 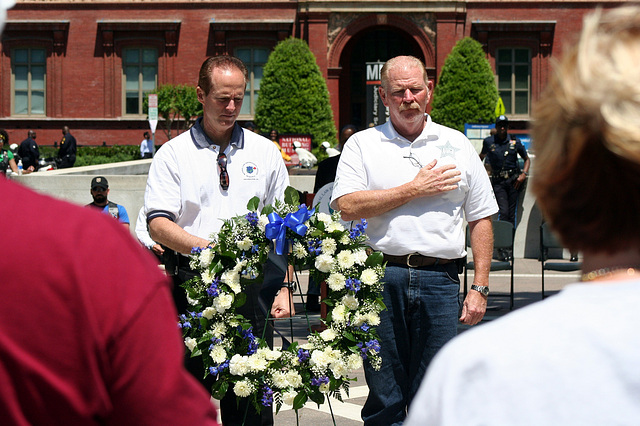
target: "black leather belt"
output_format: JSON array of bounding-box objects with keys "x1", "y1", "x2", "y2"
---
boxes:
[{"x1": 383, "y1": 253, "x2": 453, "y2": 268}]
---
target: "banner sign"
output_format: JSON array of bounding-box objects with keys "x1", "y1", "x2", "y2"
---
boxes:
[{"x1": 365, "y1": 62, "x2": 388, "y2": 127}]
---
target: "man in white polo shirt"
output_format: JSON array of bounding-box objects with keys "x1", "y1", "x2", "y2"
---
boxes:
[
  {"x1": 331, "y1": 55, "x2": 497, "y2": 425},
  {"x1": 144, "y1": 55, "x2": 292, "y2": 426}
]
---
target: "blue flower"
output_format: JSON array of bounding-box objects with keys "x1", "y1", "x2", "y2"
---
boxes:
[
  {"x1": 360, "y1": 323, "x2": 371, "y2": 332},
  {"x1": 261, "y1": 385, "x2": 274, "y2": 407},
  {"x1": 345, "y1": 278, "x2": 361, "y2": 293},
  {"x1": 245, "y1": 212, "x2": 259, "y2": 226},
  {"x1": 207, "y1": 278, "x2": 221, "y2": 297},
  {"x1": 297, "y1": 348, "x2": 310, "y2": 363},
  {"x1": 311, "y1": 376, "x2": 330, "y2": 386},
  {"x1": 307, "y1": 238, "x2": 322, "y2": 255}
]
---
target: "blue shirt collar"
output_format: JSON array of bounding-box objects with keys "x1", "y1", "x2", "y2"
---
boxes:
[{"x1": 190, "y1": 117, "x2": 245, "y2": 151}]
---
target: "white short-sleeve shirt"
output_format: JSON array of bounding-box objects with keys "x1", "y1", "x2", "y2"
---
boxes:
[
  {"x1": 331, "y1": 116, "x2": 497, "y2": 258},
  {"x1": 145, "y1": 119, "x2": 289, "y2": 240}
]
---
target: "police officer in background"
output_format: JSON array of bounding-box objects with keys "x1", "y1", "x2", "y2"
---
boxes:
[{"x1": 481, "y1": 115, "x2": 530, "y2": 259}]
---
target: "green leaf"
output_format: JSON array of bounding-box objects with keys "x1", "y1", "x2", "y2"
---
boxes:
[
  {"x1": 284, "y1": 186, "x2": 300, "y2": 206},
  {"x1": 308, "y1": 390, "x2": 325, "y2": 406},
  {"x1": 246, "y1": 196, "x2": 260, "y2": 212},
  {"x1": 212, "y1": 380, "x2": 228, "y2": 400},
  {"x1": 261, "y1": 204, "x2": 274, "y2": 216},
  {"x1": 365, "y1": 251, "x2": 384, "y2": 267},
  {"x1": 292, "y1": 391, "x2": 308, "y2": 410}
]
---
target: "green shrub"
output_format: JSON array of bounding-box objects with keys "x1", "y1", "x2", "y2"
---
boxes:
[
  {"x1": 255, "y1": 37, "x2": 337, "y2": 160},
  {"x1": 431, "y1": 37, "x2": 498, "y2": 132}
]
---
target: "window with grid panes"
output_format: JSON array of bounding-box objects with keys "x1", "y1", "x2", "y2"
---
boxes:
[
  {"x1": 123, "y1": 48, "x2": 158, "y2": 115},
  {"x1": 236, "y1": 47, "x2": 269, "y2": 117},
  {"x1": 496, "y1": 48, "x2": 531, "y2": 116},
  {"x1": 12, "y1": 48, "x2": 46, "y2": 116}
]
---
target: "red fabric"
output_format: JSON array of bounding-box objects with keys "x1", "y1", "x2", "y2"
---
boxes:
[{"x1": 0, "y1": 179, "x2": 218, "y2": 425}]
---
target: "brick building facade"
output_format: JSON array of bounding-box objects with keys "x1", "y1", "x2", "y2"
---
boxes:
[{"x1": 0, "y1": 0, "x2": 628, "y2": 148}]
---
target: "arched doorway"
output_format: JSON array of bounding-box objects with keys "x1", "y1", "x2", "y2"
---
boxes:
[{"x1": 339, "y1": 27, "x2": 423, "y2": 129}]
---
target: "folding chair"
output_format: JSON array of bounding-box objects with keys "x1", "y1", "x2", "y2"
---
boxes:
[
  {"x1": 540, "y1": 222, "x2": 582, "y2": 299},
  {"x1": 464, "y1": 220, "x2": 516, "y2": 309}
]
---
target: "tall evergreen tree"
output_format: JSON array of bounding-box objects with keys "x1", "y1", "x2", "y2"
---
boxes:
[
  {"x1": 255, "y1": 37, "x2": 337, "y2": 158},
  {"x1": 431, "y1": 37, "x2": 498, "y2": 132}
]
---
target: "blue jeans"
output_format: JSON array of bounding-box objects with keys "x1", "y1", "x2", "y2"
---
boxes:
[{"x1": 362, "y1": 263, "x2": 460, "y2": 425}]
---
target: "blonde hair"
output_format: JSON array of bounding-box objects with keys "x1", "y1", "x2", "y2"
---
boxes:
[
  {"x1": 380, "y1": 56, "x2": 428, "y2": 90},
  {"x1": 531, "y1": 6, "x2": 640, "y2": 252}
]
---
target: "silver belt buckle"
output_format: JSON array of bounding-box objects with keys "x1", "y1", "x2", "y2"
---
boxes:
[{"x1": 406, "y1": 253, "x2": 421, "y2": 268}]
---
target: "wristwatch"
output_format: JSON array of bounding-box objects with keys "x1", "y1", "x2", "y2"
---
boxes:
[{"x1": 471, "y1": 284, "x2": 490, "y2": 296}]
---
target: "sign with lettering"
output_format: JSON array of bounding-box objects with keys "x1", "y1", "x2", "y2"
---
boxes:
[{"x1": 366, "y1": 62, "x2": 388, "y2": 127}]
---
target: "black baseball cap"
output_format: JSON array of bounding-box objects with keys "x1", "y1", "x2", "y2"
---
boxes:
[
  {"x1": 496, "y1": 115, "x2": 509, "y2": 126},
  {"x1": 91, "y1": 176, "x2": 109, "y2": 190}
]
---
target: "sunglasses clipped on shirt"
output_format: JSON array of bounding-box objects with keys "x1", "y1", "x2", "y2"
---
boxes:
[{"x1": 217, "y1": 152, "x2": 229, "y2": 190}]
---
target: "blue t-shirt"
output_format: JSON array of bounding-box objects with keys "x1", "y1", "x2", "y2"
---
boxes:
[{"x1": 89, "y1": 202, "x2": 130, "y2": 224}]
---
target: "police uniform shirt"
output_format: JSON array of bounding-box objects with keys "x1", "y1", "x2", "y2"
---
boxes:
[
  {"x1": 145, "y1": 118, "x2": 289, "y2": 240},
  {"x1": 481, "y1": 134, "x2": 527, "y2": 175}
]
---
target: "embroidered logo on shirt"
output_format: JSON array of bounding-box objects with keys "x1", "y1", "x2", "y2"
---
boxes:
[
  {"x1": 437, "y1": 141, "x2": 460, "y2": 159},
  {"x1": 242, "y1": 162, "x2": 258, "y2": 179}
]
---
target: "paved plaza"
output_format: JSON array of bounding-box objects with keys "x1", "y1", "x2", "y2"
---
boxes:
[{"x1": 258, "y1": 258, "x2": 582, "y2": 425}]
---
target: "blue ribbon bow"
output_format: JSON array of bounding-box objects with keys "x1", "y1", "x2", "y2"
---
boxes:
[{"x1": 265, "y1": 205, "x2": 315, "y2": 255}]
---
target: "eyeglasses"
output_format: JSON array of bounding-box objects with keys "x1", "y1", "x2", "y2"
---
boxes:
[{"x1": 217, "y1": 153, "x2": 229, "y2": 190}]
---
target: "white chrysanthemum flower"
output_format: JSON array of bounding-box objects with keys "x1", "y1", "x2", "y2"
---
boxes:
[
  {"x1": 327, "y1": 221, "x2": 345, "y2": 233},
  {"x1": 213, "y1": 292, "x2": 234, "y2": 313},
  {"x1": 248, "y1": 354, "x2": 268, "y2": 372},
  {"x1": 236, "y1": 237, "x2": 253, "y2": 251},
  {"x1": 286, "y1": 371, "x2": 303, "y2": 388},
  {"x1": 352, "y1": 313, "x2": 366, "y2": 327},
  {"x1": 258, "y1": 214, "x2": 270, "y2": 232},
  {"x1": 234, "y1": 379, "x2": 254, "y2": 397},
  {"x1": 233, "y1": 259, "x2": 247, "y2": 273},
  {"x1": 201, "y1": 269, "x2": 215, "y2": 284},
  {"x1": 198, "y1": 248, "x2": 215, "y2": 268},
  {"x1": 330, "y1": 359, "x2": 348, "y2": 379},
  {"x1": 293, "y1": 241, "x2": 307, "y2": 259},
  {"x1": 342, "y1": 294, "x2": 359, "y2": 310},
  {"x1": 299, "y1": 343, "x2": 314, "y2": 351},
  {"x1": 211, "y1": 322, "x2": 226, "y2": 338},
  {"x1": 256, "y1": 347, "x2": 281, "y2": 361},
  {"x1": 315, "y1": 253, "x2": 334, "y2": 273},
  {"x1": 337, "y1": 250, "x2": 355, "y2": 269},
  {"x1": 340, "y1": 234, "x2": 351, "y2": 245},
  {"x1": 221, "y1": 269, "x2": 239, "y2": 286},
  {"x1": 353, "y1": 249, "x2": 368, "y2": 265},
  {"x1": 229, "y1": 354, "x2": 250, "y2": 376},
  {"x1": 271, "y1": 371, "x2": 289, "y2": 389},
  {"x1": 317, "y1": 212, "x2": 332, "y2": 224},
  {"x1": 347, "y1": 353, "x2": 363, "y2": 370},
  {"x1": 283, "y1": 390, "x2": 297, "y2": 405},
  {"x1": 366, "y1": 312, "x2": 381, "y2": 326},
  {"x1": 210, "y1": 345, "x2": 227, "y2": 364},
  {"x1": 202, "y1": 306, "x2": 216, "y2": 320},
  {"x1": 310, "y1": 349, "x2": 330, "y2": 370},
  {"x1": 320, "y1": 328, "x2": 337, "y2": 341},
  {"x1": 326, "y1": 272, "x2": 346, "y2": 292},
  {"x1": 321, "y1": 238, "x2": 337, "y2": 255},
  {"x1": 332, "y1": 304, "x2": 348, "y2": 324},
  {"x1": 360, "y1": 268, "x2": 378, "y2": 286},
  {"x1": 185, "y1": 337, "x2": 197, "y2": 352},
  {"x1": 319, "y1": 383, "x2": 330, "y2": 393}
]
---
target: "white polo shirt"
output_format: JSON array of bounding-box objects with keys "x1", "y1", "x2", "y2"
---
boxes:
[
  {"x1": 331, "y1": 116, "x2": 497, "y2": 258},
  {"x1": 145, "y1": 119, "x2": 289, "y2": 240}
]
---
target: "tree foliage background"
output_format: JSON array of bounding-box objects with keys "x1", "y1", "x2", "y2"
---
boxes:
[
  {"x1": 431, "y1": 37, "x2": 498, "y2": 132},
  {"x1": 255, "y1": 37, "x2": 337, "y2": 159},
  {"x1": 144, "y1": 84, "x2": 202, "y2": 140}
]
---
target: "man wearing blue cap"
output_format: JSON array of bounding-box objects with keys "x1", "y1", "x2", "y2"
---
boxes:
[{"x1": 481, "y1": 115, "x2": 530, "y2": 259}]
